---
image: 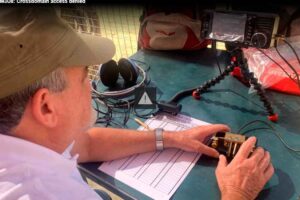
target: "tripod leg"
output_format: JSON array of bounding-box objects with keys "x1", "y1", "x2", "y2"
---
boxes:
[
  {"x1": 192, "y1": 47, "x2": 278, "y2": 122},
  {"x1": 240, "y1": 59, "x2": 278, "y2": 122},
  {"x1": 192, "y1": 64, "x2": 235, "y2": 99}
]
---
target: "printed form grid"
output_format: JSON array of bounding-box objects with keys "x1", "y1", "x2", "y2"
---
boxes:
[{"x1": 99, "y1": 114, "x2": 209, "y2": 200}]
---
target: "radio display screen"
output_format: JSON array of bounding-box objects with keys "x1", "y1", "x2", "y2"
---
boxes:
[{"x1": 209, "y1": 12, "x2": 247, "y2": 42}]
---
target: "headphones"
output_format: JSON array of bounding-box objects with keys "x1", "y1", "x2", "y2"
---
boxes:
[{"x1": 92, "y1": 58, "x2": 148, "y2": 98}]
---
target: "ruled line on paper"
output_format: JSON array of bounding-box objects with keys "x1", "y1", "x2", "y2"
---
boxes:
[{"x1": 98, "y1": 113, "x2": 209, "y2": 200}]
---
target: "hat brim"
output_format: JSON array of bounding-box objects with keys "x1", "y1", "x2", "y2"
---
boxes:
[
  {"x1": 61, "y1": 33, "x2": 115, "y2": 68},
  {"x1": 0, "y1": 7, "x2": 116, "y2": 99},
  {"x1": 0, "y1": 31, "x2": 115, "y2": 99}
]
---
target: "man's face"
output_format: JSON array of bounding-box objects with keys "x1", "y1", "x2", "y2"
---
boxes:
[{"x1": 55, "y1": 66, "x2": 96, "y2": 142}]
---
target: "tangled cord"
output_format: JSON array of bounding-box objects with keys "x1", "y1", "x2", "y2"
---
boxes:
[
  {"x1": 92, "y1": 95, "x2": 131, "y2": 128},
  {"x1": 90, "y1": 58, "x2": 157, "y2": 127},
  {"x1": 274, "y1": 38, "x2": 300, "y2": 88},
  {"x1": 92, "y1": 91, "x2": 158, "y2": 127},
  {"x1": 237, "y1": 120, "x2": 300, "y2": 153},
  {"x1": 256, "y1": 36, "x2": 300, "y2": 89}
]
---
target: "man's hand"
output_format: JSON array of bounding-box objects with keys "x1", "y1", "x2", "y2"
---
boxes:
[
  {"x1": 164, "y1": 124, "x2": 230, "y2": 158},
  {"x1": 215, "y1": 137, "x2": 274, "y2": 200}
]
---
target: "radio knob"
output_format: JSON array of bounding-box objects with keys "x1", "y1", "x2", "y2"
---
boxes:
[{"x1": 251, "y1": 32, "x2": 268, "y2": 48}]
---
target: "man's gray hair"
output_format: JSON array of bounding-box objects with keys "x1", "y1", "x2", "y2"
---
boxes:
[{"x1": 0, "y1": 68, "x2": 67, "y2": 135}]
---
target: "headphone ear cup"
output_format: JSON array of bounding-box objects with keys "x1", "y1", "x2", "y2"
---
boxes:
[
  {"x1": 118, "y1": 58, "x2": 138, "y2": 86},
  {"x1": 99, "y1": 60, "x2": 119, "y2": 87}
]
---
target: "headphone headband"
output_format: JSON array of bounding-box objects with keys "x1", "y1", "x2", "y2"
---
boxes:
[{"x1": 92, "y1": 59, "x2": 148, "y2": 99}]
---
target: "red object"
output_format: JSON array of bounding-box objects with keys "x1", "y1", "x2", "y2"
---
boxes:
[
  {"x1": 231, "y1": 67, "x2": 242, "y2": 77},
  {"x1": 231, "y1": 56, "x2": 237, "y2": 62},
  {"x1": 243, "y1": 48, "x2": 300, "y2": 96},
  {"x1": 268, "y1": 114, "x2": 279, "y2": 122},
  {"x1": 230, "y1": 67, "x2": 250, "y2": 86},
  {"x1": 192, "y1": 91, "x2": 201, "y2": 100},
  {"x1": 138, "y1": 7, "x2": 210, "y2": 50},
  {"x1": 260, "y1": 61, "x2": 300, "y2": 95}
]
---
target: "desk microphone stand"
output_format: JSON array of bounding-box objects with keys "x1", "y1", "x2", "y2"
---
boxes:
[{"x1": 192, "y1": 47, "x2": 278, "y2": 122}]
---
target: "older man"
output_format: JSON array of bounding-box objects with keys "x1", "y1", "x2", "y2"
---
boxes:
[{"x1": 0, "y1": 8, "x2": 273, "y2": 200}]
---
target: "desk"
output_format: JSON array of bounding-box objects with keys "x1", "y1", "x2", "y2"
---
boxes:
[{"x1": 79, "y1": 49, "x2": 300, "y2": 200}]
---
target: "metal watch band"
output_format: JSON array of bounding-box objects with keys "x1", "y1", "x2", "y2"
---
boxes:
[{"x1": 155, "y1": 128, "x2": 164, "y2": 151}]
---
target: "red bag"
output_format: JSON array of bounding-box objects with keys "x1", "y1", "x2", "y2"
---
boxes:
[
  {"x1": 138, "y1": 10, "x2": 210, "y2": 50},
  {"x1": 243, "y1": 38, "x2": 300, "y2": 95}
]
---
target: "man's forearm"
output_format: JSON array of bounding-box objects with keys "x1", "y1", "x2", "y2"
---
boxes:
[
  {"x1": 87, "y1": 127, "x2": 155, "y2": 161},
  {"x1": 74, "y1": 124, "x2": 229, "y2": 163},
  {"x1": 79, "y1": 127, "x2": 176, "y2": 163}
]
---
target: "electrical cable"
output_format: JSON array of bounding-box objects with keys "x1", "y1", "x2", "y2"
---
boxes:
[
  {"x1": 92, "y1": 94, "x2": 131, "y2": 128},
  {"x1": 247, "y1": 37, "x2": 300, "y2": 89},
  {"x1": 212, "y1": 41, "x2": 222, "y2": 75},
  {"x1": 237, "y1": 120, "x2": 269, "y2": 133},
  {"x1": 168, "y1": 43, "x2": 232, "y2": 104},
  {"x1": 282, "y1": 39, "x2": 300, "y2": 66},
  {"x1": 168, "y1": 43, "x2": 256, "y2": 104},
  {"x1": 93, "y1": 98, "x2": 113, "y2": 127},
  {"x1": 255, "y1": 47, "x2": 297, "y2": 85},
  {"x1": 237, "y1": 120, "x2": 300, "y2": 153},
  {"x1": 169, "y1": 87, "x2": 198, "y2": 103},
  {"x1": 91, "y1": 59, "x2": 156, "y2": 127},
  {"x1": 215, "y1": 53, "x2": 222, "y2": 75},
  {"x1": 133, "y1": 106, "x2": 157, "y2": 119},
  {"x1": 274, "y1": 38, "x2": 300, "y2": 88}
]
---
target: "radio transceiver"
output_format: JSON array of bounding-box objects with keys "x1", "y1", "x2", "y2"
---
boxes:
[{"x1": 201, "y1": 10, "x2": 279, "y2": 49}]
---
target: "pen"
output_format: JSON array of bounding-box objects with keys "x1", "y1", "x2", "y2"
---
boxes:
[{"x1": 134, "y1": 118, "x2": 152, "y2": 131}]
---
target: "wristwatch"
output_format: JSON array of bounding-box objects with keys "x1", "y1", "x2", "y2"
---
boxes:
[{"x1": 154, "y1": 128, "x2": 164, "y2": 151}]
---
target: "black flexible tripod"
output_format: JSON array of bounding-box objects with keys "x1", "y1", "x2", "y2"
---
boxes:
[{"x1": 192, "y1": 48, "x2": 278, "y2": 122}]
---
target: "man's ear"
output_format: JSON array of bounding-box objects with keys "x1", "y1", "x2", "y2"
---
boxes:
[{"x1": 30, "y1": 88, "x2": 58, "y2": 128}]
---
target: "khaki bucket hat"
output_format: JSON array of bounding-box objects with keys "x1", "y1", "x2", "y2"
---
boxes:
[{"x1": 0, "y1": 7, "x2": 115, "y2": 99}]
